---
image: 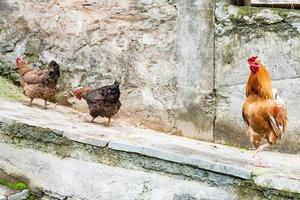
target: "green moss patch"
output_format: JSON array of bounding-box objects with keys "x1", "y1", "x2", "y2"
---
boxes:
[
  {"x1": 237, "y1": 6, "x2": 300, "y2": 18},
  {"x1": 0, "y1": 179, "x2": 28, "y2": 190},
  {"x1": 24, "y1": 54, "x2": 39, "y2": 64},
  {"x1": 0, "y1": 60, "x2": 20, "y2": 84},
  {"x1": 238, "y1": 6, "x2": 261, "y2": 17},
  {"x1": 217, "y1": 5, "x2": 300, "y2": 37},
  {"x1": 0, "y1": 76, "x2": 25, "y2": 100},
  {"x1": 0, "y1": 170, "x2": 28, "y2": 191}
]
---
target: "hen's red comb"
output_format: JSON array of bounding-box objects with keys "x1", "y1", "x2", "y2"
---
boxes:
[
  {"x1": 16, "y1": 57, "x2": 22, "y2": 65},
  {"x1": 72, "y1": 88, "x2": 82, "y2": 99}
]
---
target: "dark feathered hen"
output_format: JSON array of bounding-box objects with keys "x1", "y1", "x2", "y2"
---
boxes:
[{"x1": 72, "y1": 81, "x2": 121, "y2": 126}]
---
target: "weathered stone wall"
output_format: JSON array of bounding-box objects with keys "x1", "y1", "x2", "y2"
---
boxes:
[
  {"x1": 0, "y1": 0, "x2": 215, "y2": 140},
  {"x1": 0, "y1": 0, "x2": 299, "y2": 153},
  {"x1": 215, "y1": 2, "x2": 300, "y2": 153}
]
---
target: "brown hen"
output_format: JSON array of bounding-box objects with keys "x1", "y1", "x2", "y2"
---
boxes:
[{"x1": 16, "y1": 57, "x2": 60, "y2": 109}]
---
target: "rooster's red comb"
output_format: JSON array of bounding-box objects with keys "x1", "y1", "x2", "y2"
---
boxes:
[{"x1": 247, "y1": 56, "x2": 258, "y2": 64}]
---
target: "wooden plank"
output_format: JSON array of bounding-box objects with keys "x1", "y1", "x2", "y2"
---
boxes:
[
  {"x1": 242, "y1": 0, "x2": 300, "y2": 8},
  {"x1": 241, "y1": 0, "x2": 300, "y2": 9},
  {"x1": 252, "y1": 0, "x2": 300, "y2": 3}
]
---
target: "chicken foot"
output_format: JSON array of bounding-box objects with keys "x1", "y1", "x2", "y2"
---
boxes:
[
  {"x1": 43, "y1": 100, "x2": 48, "y2": 109},
  {"x1": 252, "y1": 143, "x2": 271, "y2": 168},
  {"x1": 255, "y1": 154, "x2": 270, "y2": 168},
  {"x1": 24, "y1": 98, "x2": 34, "y2": 107},
  {"x1": 106, "y1": 118, "x2": 111, "y2": 127},
  {"x1": 90, "y1": 117, "x2": 96, "y2": 123}
]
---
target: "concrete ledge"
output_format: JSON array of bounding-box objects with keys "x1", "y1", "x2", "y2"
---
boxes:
[
  {"x1": 0, "y1": 143, "x2": 252, "y2": 200},
  {"x1": 254, "y1": 173, "x2": 300, "y2": 193},
  {"x1": 8, "y1": 190, "x2": 28, "y2": 200},
  {"x1": 109, "y1": 140, "x2": 252, "y2": 179},
  {"x1": 0, "y1": 100, "x2": 299, "y2": 195}
]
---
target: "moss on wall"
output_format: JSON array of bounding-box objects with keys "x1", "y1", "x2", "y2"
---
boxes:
[{"x1": 0, "y1": 76, "x2": 25, "y2": 100}]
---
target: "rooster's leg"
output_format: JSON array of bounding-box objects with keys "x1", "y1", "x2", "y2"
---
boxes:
[
  {"x1": 90, "y1": 117, "x2": 95, "y2": 123},
  {"x1": 253, "y1": 143, "x2": 271, "y2": 157}
]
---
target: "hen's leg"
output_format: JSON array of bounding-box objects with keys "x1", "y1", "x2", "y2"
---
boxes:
[
  {"x1": 28, "y1": 98, "x2": 34, "y2": 107},
  {"x1": 106, "y1": 118, "x2": 111, "y2": 127},
  {"x1": 43, "y1": 100, "x2": 48, "y2": 109},
  {"x1": 90, "y1": 117, "x2": 96, "y2": 123}
]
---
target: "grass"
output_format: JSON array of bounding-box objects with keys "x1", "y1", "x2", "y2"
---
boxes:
[
  {"x1": 0, "y1": 76, "x2": 25, "y2": 100},
  {"x1": 0, "y1": 178, "x2": 28, "y2": 190}
]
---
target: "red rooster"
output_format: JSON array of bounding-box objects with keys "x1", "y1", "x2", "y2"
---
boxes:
[{"x1": 242, "y1": 56, "x2": 287, "y2": 159}]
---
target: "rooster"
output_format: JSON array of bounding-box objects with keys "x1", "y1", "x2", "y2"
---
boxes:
[
  {"x1": 242, "y1": 56, "x2": 287, "y2": 159},
  {"x1": 16, "y1": 57, "x2": 60, "y2": 109},
  {"x1": 72, "y1": 81, "x2": 121, "y2": 126}
]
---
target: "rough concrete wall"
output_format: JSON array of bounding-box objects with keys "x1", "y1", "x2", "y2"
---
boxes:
[
  {"x1": 215, "y1": 3, "x2": 300, "y2": 153},
  {"x1": 0, "y1": 0, "x2": 214, "y2": 140}
]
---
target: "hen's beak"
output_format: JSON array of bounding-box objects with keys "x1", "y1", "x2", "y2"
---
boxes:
[
  {"x1": 70, "y1": 89, "x2": 82, "y2": 100},
  {"x1": 69, "y1": 90, "x2": 75, "y2": 97}
]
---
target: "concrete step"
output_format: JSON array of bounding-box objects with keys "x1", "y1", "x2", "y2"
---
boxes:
[
  {"x1": 0, "y1": 99, "x2": 299, "y2": 199},
  {"x1": 0, "y1": 142, "x2": 263, "y2": 200}
]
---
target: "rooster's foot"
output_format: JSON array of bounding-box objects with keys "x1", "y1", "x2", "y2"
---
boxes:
[
  {"x1": 254, "y1": 152, "x2": 270, "y2": 168},
  {"x1": 255, "y1": 159, "x2": 270, "y2": 168},
  {"x1": 256, "y1": 163, "x2": 270, "y2": 168}
]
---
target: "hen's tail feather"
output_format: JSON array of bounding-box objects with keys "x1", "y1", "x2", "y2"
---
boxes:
[{"x1": 48, "y1": 60, "x2": 60, "y2": 83}]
